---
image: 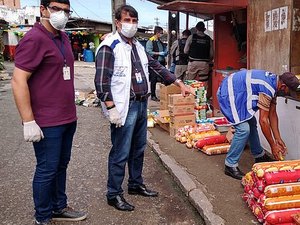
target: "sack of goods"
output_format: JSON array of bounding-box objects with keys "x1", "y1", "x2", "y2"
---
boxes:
[{"x1": 242, "y1": 160, "x2": 300, "y2": 224}]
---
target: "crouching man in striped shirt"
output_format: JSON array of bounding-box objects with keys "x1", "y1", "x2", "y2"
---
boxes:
[{"x1": 217, "y1": 70, "x2": 300, "y2": 180}]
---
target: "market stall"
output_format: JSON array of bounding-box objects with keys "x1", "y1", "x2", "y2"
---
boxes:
[
  {"x1": 157, "y1": 0, "x2": 248, "y2": 112},
  {"x1": 153, "y1": 0, "x2": 300, "y2": 223},
  {"x1": 248, "y1": 0, "x2": 300, "y2": 160}
]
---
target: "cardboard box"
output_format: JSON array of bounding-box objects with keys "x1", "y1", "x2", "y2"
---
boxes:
[
  {"x1": 169, "y1": 121, "x2": 195, "y2": 137},
  {"x1": 156, "y1": 120, "x2": 170, "y2": 132},
  {"x1": 155, "y1": 110, "x2": 170, "y2": 123},
  {"x1": 155, "y1": 110, "x2": 170, "y2": 133},
  {"x1": 159, "y1": 84, "x2": 181, "y2": 101},
  {"x1": 170, "y1": 114, "x2": 195, "y2": 127},
  {"x1": 169, "y1": 94, "x2": 195, "y2": 106},
  {"x1": 168, "y1": 104, "x2": 195, "y2": 116},
  {"x1": 169, "y1": 126, "x2": 179, "y2": 137},
  {"x1": 160, "y1": 100, "x2": 168, "y2": 110}
]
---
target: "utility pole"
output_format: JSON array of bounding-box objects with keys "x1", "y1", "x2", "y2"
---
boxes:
[
  {"x1": 111, "y1": 0, "x2": 125, "y2": 33},
  {"x1": 154, "y1": 17, "x2": 159, "y2": 26}
]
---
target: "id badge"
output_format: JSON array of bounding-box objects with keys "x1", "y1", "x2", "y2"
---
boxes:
[
  {"x1": 135, "y1": 72, "x2": 143, "y2": 84},
  {"x1": 63, "y1": 66, "x2": 71, "y2": 80}
]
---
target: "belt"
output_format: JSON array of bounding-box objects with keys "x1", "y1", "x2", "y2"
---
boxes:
[
  {"x1": 130, "y1": 93, "x2": 151, "y2": 102},
  {"x1": 189, "y1": 59, "x2": 209, "y2": 62}
]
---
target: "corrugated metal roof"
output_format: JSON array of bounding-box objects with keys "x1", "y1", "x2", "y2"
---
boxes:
[{"x1": 157, "y1": 1, "x2": 243, "y2": 15}]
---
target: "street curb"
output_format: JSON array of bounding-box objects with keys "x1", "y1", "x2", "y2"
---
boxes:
[{"x1": 147, "y1": 131, "x2": 225, "y2": 225}]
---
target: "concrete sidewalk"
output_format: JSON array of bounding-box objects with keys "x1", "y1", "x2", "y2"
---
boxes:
[
  {"x1": 72, "y1": 60, "x2": 258, "y2": 224},
  {"x1": 146, "y1": 109, "x2": 258, "y2": 225},
  {"x1": 4, "y1": 60, "x2": 258, "y2": 224}
]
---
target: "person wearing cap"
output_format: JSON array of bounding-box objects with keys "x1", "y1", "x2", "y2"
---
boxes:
[{"x1": 217, "y1": 69, "x2": 300, "y2": 180}]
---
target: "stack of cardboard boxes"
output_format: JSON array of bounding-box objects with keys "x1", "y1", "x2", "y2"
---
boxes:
[
  {"x1": 159, "y1": 84, "x2": 181, "y2": 110},
  {"x1": 156, "y1": 84, "x2": 197, "y2": 136},
  {"x1": 168, "y1": 94, "x2": 195, "y2": 137},
  {"x1": 155, "y1": 84, "x2": 181, "y2": 133}
]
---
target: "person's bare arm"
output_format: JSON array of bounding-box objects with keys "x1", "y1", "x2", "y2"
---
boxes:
[
  {"x1": 269, "y1": 102, "x2": 287, "y2": 154},
  {"x1": 259, "y1": 107, "x2": 282, "y2": 160},
  {"x1": 11, "y1": 67, "x2": 34, "y2": 122}
]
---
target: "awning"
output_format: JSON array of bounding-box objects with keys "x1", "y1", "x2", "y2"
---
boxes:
[{"x1": 158, "y1": 1, "x2": 244, "y2": 15}]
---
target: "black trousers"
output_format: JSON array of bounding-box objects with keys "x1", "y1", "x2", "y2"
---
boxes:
[
  {"x1": 150, "y1": 72, "x2": 158, "y2": 97},
  {"x1": 149, "y1": 60, "x2": 165, "y2": 97}
]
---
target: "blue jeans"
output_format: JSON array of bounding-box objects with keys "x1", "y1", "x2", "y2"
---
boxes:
[
  {"x1": 169, "y1": 62, "x2": 176, "y2": 73},
  {"x1": 107, "y1": 100, "x2": 147, "y2": 198},
  {"x1": 32, "y1": 121, "x2": 77, "y2": 222},
  {"x1": 225, "y1": 116, "x2": 264, "y2": 167}
]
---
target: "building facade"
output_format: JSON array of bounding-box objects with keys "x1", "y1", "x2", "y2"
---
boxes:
[{"x1": 0, "y1": 0, "x2": 20, "y2": 9}]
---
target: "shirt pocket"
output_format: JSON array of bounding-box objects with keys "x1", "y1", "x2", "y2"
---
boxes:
[{"x1": 113, "y1": 59, "x2": 128, "y2": 78}]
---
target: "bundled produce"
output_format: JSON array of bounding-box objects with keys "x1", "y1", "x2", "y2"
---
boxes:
[
  {"x1": 200, "y1": 143, "x2": 230, "y2": 155},
  {"x1": 242, "y1": 160, "x2": 300, "y2": 224},
  {"x1": 174, "y1": 124, "x2": 216, "y2": 143},
  {"x1": 264, "y1": 208, "x2": 300, "y2": 224},
  {"x1": 195, "y1": 135, "x2": 227, "y2": 149},
  {"x1": 265, "y1": 183, "x2": 300, "y2": 198},
  {"x1": 214, "y1": 117, "x2": 230, "y2": 125},
  {"x1": 185, "y1": 80, "x2": 208, "y2": 121}
]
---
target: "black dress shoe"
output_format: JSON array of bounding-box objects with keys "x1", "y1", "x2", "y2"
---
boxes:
[
  {"x1": 224, "y1": 166, "x2": 245, "y2": 180},
  {"x1": 151, "y1": 96, "x2": 160, "y2": 102},
  {"x1": 128, "y1": 184, "x2": 158, "y2": 197},
  {"x1": 255, "y1": 154, "x2": 275, "y2": 163},
  {"x1": 107, "y1": 195, "x2": 135, "y2": 211}
]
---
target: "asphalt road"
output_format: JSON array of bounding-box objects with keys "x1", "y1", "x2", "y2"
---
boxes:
[{"x1": 0, "y1": 62, "x2": 204, "y2": 225}]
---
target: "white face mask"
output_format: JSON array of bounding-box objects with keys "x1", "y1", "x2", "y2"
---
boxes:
[
  {"x1": 47, "y1": 8, "x2": 69, "y2": 30},
  {"x1": 120, "y1": 23, "x2": 138, "y2": 38}
]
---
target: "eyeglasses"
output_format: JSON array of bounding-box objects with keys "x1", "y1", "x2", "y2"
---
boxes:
[{"x1": 48, "y1": 5, "x2": 73, "y2": 15}]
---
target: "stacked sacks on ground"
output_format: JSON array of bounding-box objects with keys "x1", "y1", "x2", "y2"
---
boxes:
[
  {"x1": 242, "y1": 160, "x2": 300, "y2": 224},
  {"x1": 174, "y1": 124, "x2": 230, "y2": 155}
]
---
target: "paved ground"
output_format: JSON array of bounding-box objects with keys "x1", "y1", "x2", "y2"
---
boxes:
[
  {"x1": 0, "y1": 61, "x2": 204, "y2": 225},
  {"x1": 67, "y1": 61, "x2": 260, "y2": 225},
  {"x1": 0, "y1": 61, "x2": 262, "y2": 225}
]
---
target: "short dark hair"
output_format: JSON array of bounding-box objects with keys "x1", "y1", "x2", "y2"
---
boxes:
[
  {"x1": 154, "y1": 26, "x2": 163, "y2": 34},
  {"x1": 41, "y1": 0, "x2": 70, "y2": 7},
  {"x1": 115, "y1": 4, "x2": 138, "y2": 21},
  {"x1": 182, "y1": 29, "x2": 191, "y2": 37},
  {"x1": 196, "y1": 21, "x2": 206, "y2": 32}
]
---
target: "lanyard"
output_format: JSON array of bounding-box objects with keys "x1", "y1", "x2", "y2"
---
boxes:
[{"x1": 52, "y1": 37, "x2": 67, "y2": 66}]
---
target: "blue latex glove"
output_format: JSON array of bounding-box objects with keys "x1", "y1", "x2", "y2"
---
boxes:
[{"x1": 158, "y1": 52, "x2": 165, "y2": 56}]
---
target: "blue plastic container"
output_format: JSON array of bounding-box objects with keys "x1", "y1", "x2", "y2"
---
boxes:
[{"x1": 84, "y1": 49, "x2": 94, "y2": 62}]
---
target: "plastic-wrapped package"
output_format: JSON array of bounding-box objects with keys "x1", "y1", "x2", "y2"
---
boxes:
[
  {"x1": 195, "y1": 135, "x2": 227, "y2": 149},
  {"x1": 264, "y1": 195, "x2": 300, "y2": 211},
  {"x1": 263, "y1": 170, "x2": 300, "y2": 186},
  {"x1": 253, "y1": 160, "x2": 300, "y2": 177},
  {"x1": 264, "y1": 208, "x2": 300, "y2": 224},
  {"x1": 265, "y1": 183, "x2": 300, "y2": 198},
  {"x1": 200, "y1": 143, "x2": 230, "y2": 155}
]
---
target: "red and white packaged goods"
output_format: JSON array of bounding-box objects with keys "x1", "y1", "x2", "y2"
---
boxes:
[
  {"x1": 242, "y1": 160, "x2": 300, "y2": 224},
  {"x1": 154, "y1": 80, "x2": 232, "y2": 155}
]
